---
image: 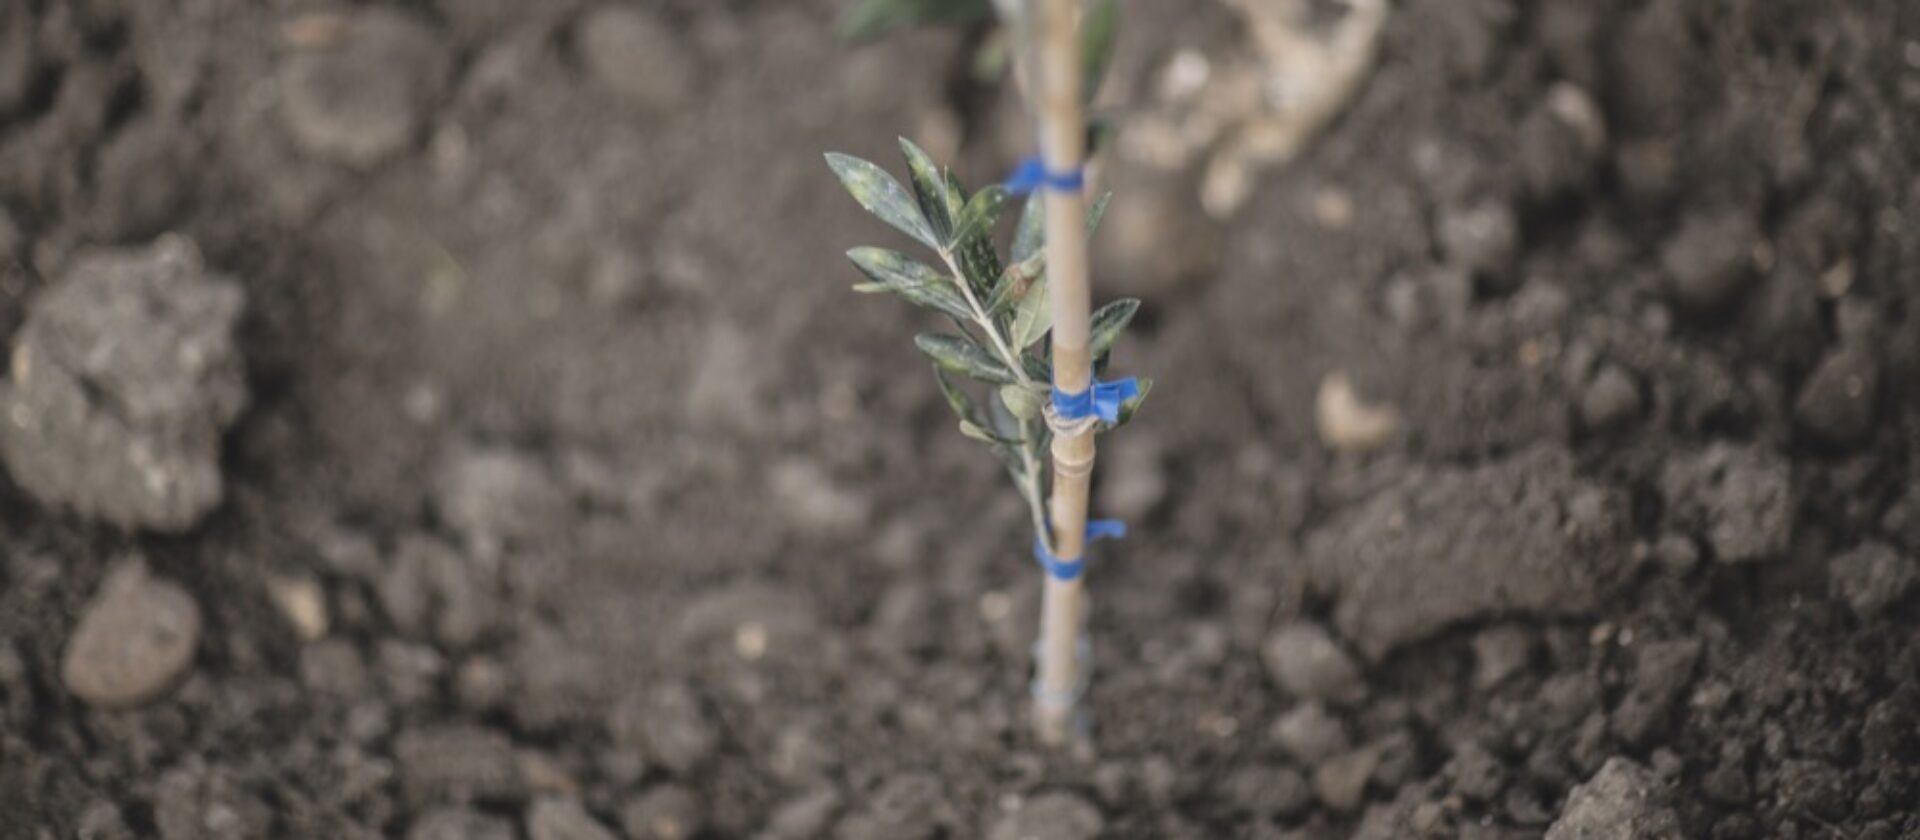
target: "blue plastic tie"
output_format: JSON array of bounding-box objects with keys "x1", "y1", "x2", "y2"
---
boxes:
[
  {"x1": 1051, "y1": 377, "x2": 1140, "y2": 424},
  {"x1": 1005, "y1": 156, "x2": 1085, "y2": 195},
  {"x1": 1033, "y1": 519, "x2": 1127, "y2": 581}
]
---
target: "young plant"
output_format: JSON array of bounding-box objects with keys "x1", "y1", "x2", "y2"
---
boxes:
[{"x1": 827, "y1": 0, "x2": 1140, "y2": 743}]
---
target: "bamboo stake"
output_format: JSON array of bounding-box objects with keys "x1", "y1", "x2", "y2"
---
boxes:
[{"x1": 1032, "y1": 0, "x2": 1096, "y2": 745}]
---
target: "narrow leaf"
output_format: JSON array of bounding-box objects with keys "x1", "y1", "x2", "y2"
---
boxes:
[
  {"x1": 985, "y1": 252, "x2": 1043, "y2": 317},
  {"x1": 898, "y1": 139, "x2": 954, "y2": 243},
  {"x1": 959, "y1": 418, "x2": 1019, "y2": 445},
  {"x1": 999, "y1": 383, "x2": 1046, "y2": 420},
  {"x1": 1088, "y1": 298, "x2": 1141, "y2": 358},
  {"x1": 951, "y1": 185, "x2": 1009, "y2": 247},
  {"x1": 1080, "y1": 0, "x2": 1120, "y2": 104},
  {"x1": 846, "y1": 247, "x2": 971, "y2": 320},
  {"x1": 933, "y1": 368, "x2": 979, "y2": 424},
  {"x1": 1010, "y1": 272, "x2": 1051, "y2": 349},
  {"x1": 1011, "y1": 193, "x2": 1045, "y2": 264},
  {"x1": 826, "y1": 153, "x2": 937, "y2": 249},
  {"x1": 915, "y1": 333, "x2": 1017, "y2": 384}
]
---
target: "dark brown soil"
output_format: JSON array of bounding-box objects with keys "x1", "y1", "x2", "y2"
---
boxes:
[{"x1": 0, "y1": 1, "x2": 1916, "y2": 838}]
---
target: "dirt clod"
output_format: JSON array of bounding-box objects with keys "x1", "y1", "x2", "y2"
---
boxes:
[
  {"x1": 393, "y1": 725, "x2": 520, "y2": 803},
  {"x1": 1660, "y1": 444, "x2": 1792, "y2": 564},
  {"x1": 985, "y1": 792, "x2": 1104, "y2": 840},
  {"x1": 408, "y1": 807, "x2": 516, "y2": 840},
  {"x1": 1659, "y1": 209, "x2": 1759, "y2": 313},
  {"x1": 277, "y1": 8, "x2": 448, "y2": 168},
  {"x1": 1793, "y1": 346, "x2": 1880, "y2": 447},
  {"x1": 622, "y1": 785, "x2": 704, "y2": 840},
  {"x1": 1544, "y1": 757, "x2": 1680, "y2": 840},
  {"x1": 1313, "y1": 744, "x2": 1382, "y2": 813},
  {"x1": 1270, "y1": 701, "x2": 1351, "y2": 765},
  {"x1": 1828, "y1": 542, "x2": 1917, "y2": 619},
  {"x1": 528, "y1": 797, "x2": 619, "y2": 840},
  {"x1": 1262, "y1": 621, "x2": 1366, "y2": 704},
  {"x1": 61, "y1": 560, "x2": 201, "y2": 708},
  {"x1": 0, "y1": 237, "x2": 245, "y2": 531}
]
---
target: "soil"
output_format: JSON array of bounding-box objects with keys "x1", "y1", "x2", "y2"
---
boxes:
[{"x1": 0, "y1": 1, "x2": 1916, "y2": 838}]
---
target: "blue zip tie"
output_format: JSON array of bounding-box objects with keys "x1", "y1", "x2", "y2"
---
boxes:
[
  {"x1": 1032, "y1": 519, "x2": 1127, "y2": 581},
  {"x1": 1005, "y1": 156, "x2": 1085, "y2": 194},
  {"x1": 1051, "y1": 378, "x2": 1140, "y2": 424}
]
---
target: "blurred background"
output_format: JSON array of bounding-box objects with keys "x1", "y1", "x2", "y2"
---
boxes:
[{"x1": 0, "y1": 1, "x2": 1916, "y2": 837}]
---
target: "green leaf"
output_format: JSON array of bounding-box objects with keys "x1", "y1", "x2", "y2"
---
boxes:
[
  {"x1": 985, "y1": 252, "x2": 1043, "y2": 318},
  {"x1": 1010, "y1": 272, "x2": 1051, "y2": 349},
  {"x1": 1080, "y1": 0, "x2": 1120, "y2": 104},
  {"x1": 1105, "y1": 377, "x2": 1152, "y2": 430},
  {"x1": 951, "y1": 185, "x2": 1009, "y2": 248},
  {"x1": 847, "y1": 247, "x2": 972, "y2": 320},
  {"x1": 1020, "y1": 351, "x2": 1052, "y2": 383},
  {"x1": 826, "y1": 153, "x2": 937, "y2": 249},
  {"x1": 959, "y1": 417, "x2": 1019, "y2": 445},
  {"x1": 999, "y1": 383, "x2": 1046, "y2": 420},
  {"x1": 1086, "y1": 191, "x2": 1112, "y2": 235},
  {"x1": 933, "y1": 368, "x2": 979, "y2": 424},
  {"x1": 915, "y1": 333, "x2": 1017, "y2": 384},
  {"x1": 898, "y1": 139, "x2": 955, "y2": 244},
  {"x1": 1088, "y1": 297, "x2": 1141, "y2": 358},
  {"x1": 1011, "y1": 193, "x2": 1045, "y2": 264}
]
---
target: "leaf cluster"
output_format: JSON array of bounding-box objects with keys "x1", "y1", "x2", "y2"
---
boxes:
[{"x1": 825, "y1": 140, "x2": 1149, "y2": 517}]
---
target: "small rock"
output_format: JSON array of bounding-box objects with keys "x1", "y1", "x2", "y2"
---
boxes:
[
  {"x1": 278, "y1": 8, "x2": 448, "y2": 167},
  {"x1": 985, "y1": 792, "x2": 1104, "y2": 840},
  {"x1": 528, "y1": 798, "x2": 619, "y2": 840},
  {"x1": 1793, "y1": 347, "x2": 1880, "y2": 447},
  {"x1": 152, "y1": 759, "x2": 273, "y2": 840},
  {"x1": 1660, "y1": 444, "x2": 1792, "y2": 564},
  {"x1": 1651, "y1": 534, "x2": 1700, "y2": 576},
  {"x1": 377, "y1": 533, "x2": 498, "y2": 648},
  {"x1": 759, "y1": 787, "x2": 840, "y2": 840},
  {"x1": 1262, "y1": 622, "x2": 1366, "y2": 703},
  {"x1": 1449, "y1": 741, "x2": 1506, "y2": 801},
  {"x1": 0, "y1": 237, "x2": 246, "y2": 531},
  {"x1": 517, "y1": 751, "x2": 578, "y2": 797},
  {"x1": 1544, "y1": 757, "x2": 1681, "y2": 840},
  {"x1": 433, "y1": 447, "x2": 567, "y2": 557},
  {"x1": 770, "y1": 458, "x2": 871, "y2": 535},
  {"x1": 1315, "y1": 372, "x2": 1399, "y2": 454},
  {"x1": 623, "y1": 785, "x2": 704, "y2": 840},
  {"x1": 622, "y1": 682, "x2": 717, "y2": 776},
  {"x1": 1438, "y1": 199, "x2": 1520, "y2": 286},
  {"x1": 408, "y1": 807, "x2": 516, "y2": 840},
  {"x1": 1660, "y1": 209, "x2": 1758, "y2": 313},
  {"x1": 577, "y1": 4, "x2": 697, "y2": 110},
  {"x1": 1610, "y1": 639, "x2": 1702, "y2": 745},
  {"x1": 267, "y1": 574, "x2": 329, "y2": 641},
  {"x1": 299, "y1": 639, "x2": 370, "y2": 696},
  {"x1": 1471, "y1": 624, "x2": 1534, "y2": 690},
  {"x1": 1270, "y1": 701, "x2": 1351, "y2": 765},
  {"x1": 1578, "y1": 365, "x2": 1641, "y2": 432},
  {"x1": 377, "y1": 638, "x2": 446, "y2": 707},
  {"x1": 1518, "y1": 84, "x2": 1607, "y2": 198},
  {"x1": 1829, "y1": 542, "x2": 1918, "y2": 619},
  {"x1": 1313, "y1": 745, "x2": 1382, "y2": 813},
  {"x1": 1224, "y1": 765, "x2": 1311, "y2": 819},
  {"x1": 393, "y1": 725, "x2": 520, "y2": 803},
  {"x1": 62, "y1": 560, "x2": 201, "y2": 708}
]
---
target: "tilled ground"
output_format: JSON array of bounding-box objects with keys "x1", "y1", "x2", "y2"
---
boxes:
[{"x1": 0, "y1": 1, "x2": 1916, "y2": 838}]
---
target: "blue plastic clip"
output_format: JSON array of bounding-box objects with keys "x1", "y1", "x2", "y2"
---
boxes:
[
  {"x1": 1032, "y1": 519, "x2": 1128, "y2": 581},
  {"x1": 1051, "y1": 378, "x2": 1140, "y2": 424},
  {"x1": 1005, "y1": 156, "x2": 1086, "y2": 195}
]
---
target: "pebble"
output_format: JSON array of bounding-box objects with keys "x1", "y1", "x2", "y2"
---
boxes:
[
  {"x1": 1470, "y1": 624, "x2": 1534, "y2": 690},
  {"x1": 299, "y1": 638, "x2": 371, "y2": 696},
  {"x1": 577, "y1": 4, "x2": 697, "y2": 110},
  {"x1": 1578, "y1": 365, "x2": 1641, "y2": 432},
  {"x1": 62, "y1": 560, "x2": 201, "y2": 708},
  {"x1": 985, "y1": 792, "x2": 1104, "y2": 840},
  {"x1": 1660, "y1": 209, "x2": 1758, "y2": 313},
  {"x1": 758, "y1": 787, "x2": 840, "y2": 840},
  {"x1": 1224, "y1": 765, "x2": 1311, "y2": 819},
  {"x1": 393, "y1": 725, "x2": 520, "y2": 803},
  {"x1": 277, "y1": 8, "x2": 447, "y2": 168},
  {"x1": 1660, "y1": 444, "x2": 1792, "y2": 564},
  {"x1": 1261, "y1": 622, "x2": 1366, "y2": 704},
  {"x1": 1793, "y1": 346, "x2": 1880, "y2": 447},
  {"x1": 1828, "y1": 542, "x2": 1917, "y2": 619},
  {"x1": 1449, "y1": 741, "x2": 1506, "y2": 801},
  {"x1": 1269, "y1": 701, "x2": 1351, "y2": 765},
  {"x1": 1312, "y1": 744, "x2": 1382, "y2": 813},
  {"x1": 267, "y1": 574, "x2": 329, "y2": 641},
  {"x1": 1438, "y1": 199, "x2": 1520, "y2": 286},
  {"x1": 408, "y1": 807, "x2": 516, "y2": 840},
  {"x1": 1315, "y1": 372, "x2": 1399, "y2": 454},
  {"x1": 527, "y1": 798, "x2": 619, "y2": 840},
  {"x1": 622, "y1": 785, "x2": 704, "y2": 840},
  {"x1": 1544, "y1": 757, "x2": 1681, "y2": 840}
]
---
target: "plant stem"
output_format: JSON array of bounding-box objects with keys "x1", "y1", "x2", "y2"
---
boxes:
[
  {"x1": 937, "y1": 248, "x2": 1034, "y2": 389},
  {"x1": 1030, "y1": 0, "x2": 1097, "y2": 746}
]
